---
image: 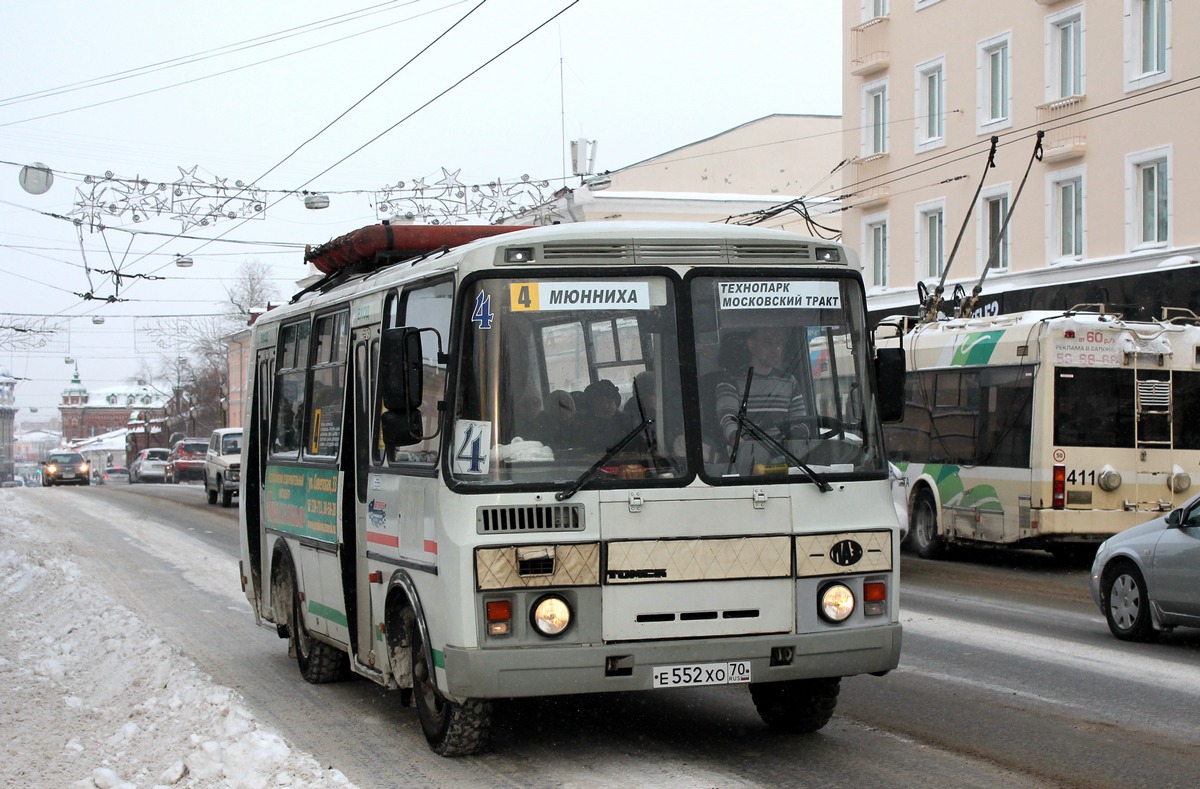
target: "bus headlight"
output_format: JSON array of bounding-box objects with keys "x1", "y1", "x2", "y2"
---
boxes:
[
  {"x1": 1097, "y1": 467, "x2": 1122, "y2": 492},
  {"x1": 818, "y1": 583, "x2": 855, "y2": 623},
  {"x1": 531, "y1": 595, "x2": 571, "y2": 637}
]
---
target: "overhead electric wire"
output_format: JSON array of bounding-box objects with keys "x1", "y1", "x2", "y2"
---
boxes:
[
  {"x1": 125, "y1": 0, "x2": 582, "y2": 290},
  {"x1": 0, "y1": 0, "x2": 471, "y2": 128},
  {"x1": 0, "y1": 1, "x2": 419, "y2": 107}
]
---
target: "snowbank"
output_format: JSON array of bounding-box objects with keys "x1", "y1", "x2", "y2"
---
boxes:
[{"x1": 0, "y1": 490, "x2": 357, "y2": 789}]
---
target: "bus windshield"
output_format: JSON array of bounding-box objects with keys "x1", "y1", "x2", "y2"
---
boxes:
[
  {"x1": 451, "y1": 274, "x2": 686, "y2": 486},
  {"x1": 450, "y1": 272, "x2": 885, "y2": 489},
  {"x1": 691, "y1": 274, "x2": 884, "y2": 481}
]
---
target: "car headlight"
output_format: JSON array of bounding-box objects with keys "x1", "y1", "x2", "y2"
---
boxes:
[
  {"x1": 530, "y1": 595, "x2": 572, "y2": 637},
  {"x1": 818, "y1": 583, "x2": 856, "y2": 623},
  {"x1": 46, "y1": 464, "x2": 58, "y2": 474}
]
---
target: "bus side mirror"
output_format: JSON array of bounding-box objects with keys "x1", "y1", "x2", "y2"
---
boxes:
[
  {"x1": 875, "y1": 347, "x2": 905, "y2": 423},
  {"x1": 379, "y1": 326, "x2": 426, "y2": 447}
]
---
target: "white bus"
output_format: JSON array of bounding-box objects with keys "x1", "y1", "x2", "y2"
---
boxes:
[
  {"x1": 878, "y1": 308, "x2": 1200, "y2": 560},
  {"x1": 238, "y1": 221, "x2": 906, "y2": 755}
]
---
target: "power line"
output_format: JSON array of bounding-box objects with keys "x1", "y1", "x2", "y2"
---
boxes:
[{"x1": 0, "y1": 1, "x2": 417, "y2": 106}]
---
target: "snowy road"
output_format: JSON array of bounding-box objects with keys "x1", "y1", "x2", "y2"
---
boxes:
[{"x1": 5, "y1": 485, "x2": 1200, "y2": 788}]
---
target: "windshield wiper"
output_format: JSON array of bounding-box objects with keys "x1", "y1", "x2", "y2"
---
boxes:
[
  {"x1": 555, "y1": 417, "x2": 653, "y2": 501},
  {"x1": 725, "y1": 367, "x2": 832, "y2": 493}
]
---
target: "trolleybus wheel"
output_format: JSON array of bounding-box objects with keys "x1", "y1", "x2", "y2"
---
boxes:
[
  {"x1": 409, "y1": 610, "x2": 493, "y2": 755},
  {"x1": 908, "y1": 489, "x2": 945, "y2": 559},
  {"x1": 1102, "y1": 560, "x2": 1157, "y2": 642},
  {"x1": 749, "y1": 677, "x2": 840, "y2": 733},
  {"x1": 291, "y1": 579, "x2": 348, "y2": 683}
]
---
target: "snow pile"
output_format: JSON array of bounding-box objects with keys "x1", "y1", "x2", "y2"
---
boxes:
[{"x1": 0, "y1": 491, "x2": 357, "y2": 789}]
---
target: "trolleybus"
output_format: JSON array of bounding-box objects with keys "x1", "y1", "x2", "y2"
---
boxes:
[
  {"x1": 878, "y1": 307, "x2": 1200, "y2": 559},
  {"x1": 238, "y1": 221, "x2": 906, "y2": 754}
]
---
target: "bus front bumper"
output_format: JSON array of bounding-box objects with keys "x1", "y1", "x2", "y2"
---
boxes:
[{"x1": 441, "y1": 623, "x2": 902, "y2": 699}]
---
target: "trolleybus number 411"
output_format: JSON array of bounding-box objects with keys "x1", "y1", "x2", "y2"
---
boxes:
[{"x1": 653, "y1": 661, "x2": 752, "y2": 688}]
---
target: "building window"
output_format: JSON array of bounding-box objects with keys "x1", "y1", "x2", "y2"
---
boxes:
[
  {"x1": 1125, "y1": 0, "x2": 1170, "y2": 90},
  {"x1": 1048, "y1": 168, "x2": 1085, "y2": 260},
  {"x1": 978, "y1": 34, "x2": 1011, "y2": 131},
  {"x1": 916, "y1": 200, "x2": 946, "y2": 279},
  {"x1": 1047, "y1": 7, "x2": 1085, "y2": 99},
  {"x1": 985, "y1": 193, "x2": 1010, "y2": 270},
  {"x1": 916, "y1": 58, "x2": 946, "y2": 152},
  {"x1": 863, "y1": 78, "x2": 889, "y2": 155},
  {"x1": 864, "y1": 214, "x2": 889, "y2": 287},
  {"x1": 863, "y1": 0, "x2": 888, "y2": 19},
  {"x1": 1126, "y1": 147, "x2": 1170, "y2": 249}
]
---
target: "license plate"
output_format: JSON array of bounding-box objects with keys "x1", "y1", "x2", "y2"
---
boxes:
[
  {"x1": 61, "y1": 473, "x2": 76, "y2": 479},
  {"x1": 652, "y1": 661, "x2": 752, "y2": 689}
]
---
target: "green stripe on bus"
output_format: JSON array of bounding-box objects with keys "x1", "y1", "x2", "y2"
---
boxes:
[
  {"x1": 306, "y1": 600, "x2": 348, "y2": 628},
  {"x1": 433, "y1": 648, "x2": 445, "y2": 669}
]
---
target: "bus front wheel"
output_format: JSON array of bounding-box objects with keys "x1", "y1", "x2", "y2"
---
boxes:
[
  {"x1": 407, "y1": 610, "x2": 493, "y2": 756},
  {"x1": 908, "y1": 489, "x2": 945, "y2": 559},
  {"x1": 749, "y1": 677, "x2": 840, "y2": 733}
]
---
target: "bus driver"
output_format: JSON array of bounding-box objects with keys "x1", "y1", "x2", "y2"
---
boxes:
[{"x1": 714, "y1": 326, "x2": 809, "y2": 452}]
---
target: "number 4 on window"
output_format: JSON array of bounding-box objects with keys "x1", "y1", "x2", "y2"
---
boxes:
[{"x1": 471, "y1": 291, "x2": 494, "y2": 329}]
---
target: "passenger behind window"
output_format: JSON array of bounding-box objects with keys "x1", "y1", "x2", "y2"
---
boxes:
[
  {"x1": 534, "y1": 389, "x2": 578, "y2": 449},
  {"x1": 579, "y1": 379, "x2": 625, "y2": 452}
]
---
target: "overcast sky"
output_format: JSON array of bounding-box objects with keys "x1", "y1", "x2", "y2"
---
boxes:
[{"x1": 0, "y1": 0, "x2": 841, "y2": 424}]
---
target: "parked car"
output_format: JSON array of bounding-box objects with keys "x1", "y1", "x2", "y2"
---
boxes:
[
  {"x1": 130, "y1": 448, "x2": 170, "y2": 483},
  {"x1": 102, "y1": 466, "x2": 130, "y2": 484},
  {"x1": 1090, "y1": 493, "x2": 1200, "y2": 641},
  {"x1": 42, "y1": 452, "x2": 91, "y2": 487},
  {"x1": 204, "y1": 427, "x2": 242, "y2": 508},
  {"x1": 167, "y1": 438, "x2": 208, "y2": 483}
]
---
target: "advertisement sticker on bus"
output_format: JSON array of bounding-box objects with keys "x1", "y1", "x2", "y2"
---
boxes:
[{"x1": 510, "y1": 281, "x2": 651, "y2": 311}]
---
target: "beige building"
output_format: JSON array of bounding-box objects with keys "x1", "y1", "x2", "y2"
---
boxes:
[
  {"x1": 512, "y1": 114, "x2": 844, "y2": 234},
  {"x1": 842, "y1": 0, "x2": 1200, "y2": 316}
]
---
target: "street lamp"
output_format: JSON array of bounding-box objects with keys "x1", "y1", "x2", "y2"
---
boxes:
[{"x1": 175, "y1": 254, "x2": 193, "y2": 268}]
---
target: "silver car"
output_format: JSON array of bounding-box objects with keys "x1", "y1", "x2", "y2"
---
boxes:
[
  {"x1": 1090, "y1": 494, "x2": 1200, "y2": 641},
  {"x1": 130, "y1": 447, "x2": 170, "y2": 483}
]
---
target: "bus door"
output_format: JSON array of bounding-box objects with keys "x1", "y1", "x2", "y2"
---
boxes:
[
  {"x1": 263, "y1": 312, "x2": 351, "y2": 647},
  {"x1": 361, "y1": 281, "x2": 454, "y2": 668}
]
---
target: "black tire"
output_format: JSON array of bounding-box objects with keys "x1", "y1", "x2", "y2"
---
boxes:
[
  {"x1": 219, "y1": 477, "x2": 234, "y2": 508},
  {"x1": 1102, "y1": 560, "x2": 1157, "y2": 642},
  {"x1": 907, "y1": 489, "x2": 945, "y2": 559},
  {"x1": 408, "y1": 609, "x2": 493, "y2": 755},
  {"x1": 750, "y1": 677, "x2": 841, "y2": 733},
  {"x1": 206, "y1": 482, "x2": 218, "y2": 505},
  {"x1": 289, "y1": 574, "x2": 349, "y2": 683}
]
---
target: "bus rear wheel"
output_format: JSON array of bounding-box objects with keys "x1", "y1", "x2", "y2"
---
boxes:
[
  {"x1": 409, "y1": 611, "x2": 492, "y2": 755},
  {"x1": 749, "y1": 677, "x2": 840, "y2": 733},
  {"x1": 908, "y1": 489, "x2": 945, "y2": 559}
]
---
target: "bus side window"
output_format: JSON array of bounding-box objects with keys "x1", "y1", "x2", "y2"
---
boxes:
[
  {"x1": 271, "y1": 320, "x2": 310, "y2": 457},
  {"x1": 305, "y1": 311, "x2": 349, "y2": 458},
  {"x1": 379, "y1": 279, "x2": 452, "y2": 466}
]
